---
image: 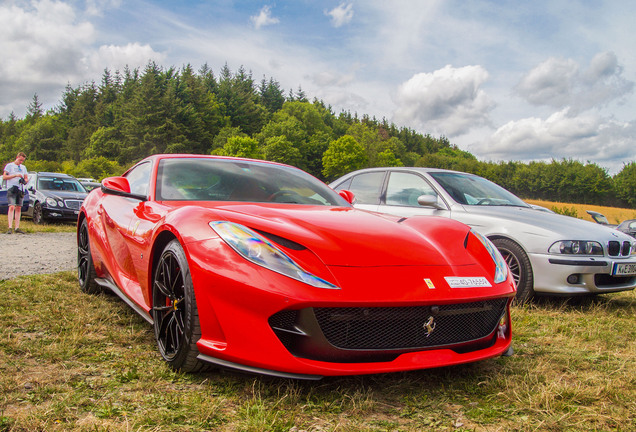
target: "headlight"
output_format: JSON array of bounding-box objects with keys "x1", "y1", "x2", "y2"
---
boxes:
[
  {"x1": 210, "y1": 221, "x2": 339, "y2": 289},
  {"x1": 471, "y1": 230, "x2": 508, "y2": 284},
  {"x1": 45, "y1": 197, "x2": 58, "y2": 207},
  {"x1": 549, "y1": 240, "x2": 603, "y2": 255}
]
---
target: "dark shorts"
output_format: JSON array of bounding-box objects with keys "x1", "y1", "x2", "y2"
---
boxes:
[{"x1": 7, "y1": 188, "x2": 24, "y2": 206}]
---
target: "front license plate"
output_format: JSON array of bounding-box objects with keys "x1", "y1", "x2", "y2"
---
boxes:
[{"x1": 612, "y1": 262, "x2": 636, "y2": 276}]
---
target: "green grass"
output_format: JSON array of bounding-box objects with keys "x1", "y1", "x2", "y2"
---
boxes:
[
  {"x1": 1, "y1": 270, "x2": 634, "y2": 431},
  {"x1": 0, "y1": 219, "x2": 77, "y2": 233}
]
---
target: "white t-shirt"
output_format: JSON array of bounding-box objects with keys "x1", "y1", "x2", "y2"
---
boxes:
[{"x1": 3, "y1": 162, "x2": 28, "y2": 189}]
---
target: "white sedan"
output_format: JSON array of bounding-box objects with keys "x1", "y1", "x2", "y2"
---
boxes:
[{"x1": 331, "y1": 167, "x2": 636, "y2": 303}]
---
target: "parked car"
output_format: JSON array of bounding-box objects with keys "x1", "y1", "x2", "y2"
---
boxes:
[
  {"x1": 586, "y1": 210, "x2": 617, "y2": 227},
  {"x1": 80, "y1": 181, "x2": 101, "y2": 192},
  {"x1": 616, "y1": 220, "x2": 636, "y2": 238},
  {"x1": 0, "y1": 179, "x2": 30, "y2": 214},
  {"x1": 587, "y1": 210, "x2": 636, "y2": 238},
  {"x1": 25, "y1": 172, "x2": 89, "y2": 224},
  {"x1": 330, "y1": 167, "x2": 636, "y2": 303},
  {"x1": 78, "y1": 154, "x2": 515, "y2": 378}
]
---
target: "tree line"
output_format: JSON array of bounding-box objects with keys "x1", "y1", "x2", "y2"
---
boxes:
[{"x1": 1, "y1": 62, "x2": 634, "y2": 208}]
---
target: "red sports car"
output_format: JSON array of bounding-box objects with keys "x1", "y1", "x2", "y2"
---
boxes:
[{"x1": 77, "y1": 154, "x2": 515, "y2": 379}]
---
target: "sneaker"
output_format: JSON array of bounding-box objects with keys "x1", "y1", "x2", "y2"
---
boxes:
[
  {"x1": 14, "y1": 228, "x2": 25, "y2": 234},
  {"x1": 6, "y1": 228, "x2": 12, "y2": 234}
]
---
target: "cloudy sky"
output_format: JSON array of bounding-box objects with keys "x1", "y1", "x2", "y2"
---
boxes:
[{"x1": 2, "y1": 0, "x2": 635, "y2": 174}]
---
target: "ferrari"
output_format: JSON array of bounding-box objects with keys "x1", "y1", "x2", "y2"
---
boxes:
[{"x1": 77, "y1": 154, "x2": 516, "y2": 379}]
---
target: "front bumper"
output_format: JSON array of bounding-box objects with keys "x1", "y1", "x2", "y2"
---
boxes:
[
  {"x1": 530, "y1": 253, "x2": 636, "y2": 295},
  {"x1": 186, "y1": 238, "x2": 515, "y2": 378},
  {"x1": 42, "y1": 207, "x2": 81, "y2": 221}
]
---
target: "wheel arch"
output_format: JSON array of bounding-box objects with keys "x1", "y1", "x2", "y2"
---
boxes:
[
  {"x1": 486, "y1": 234, "x2": 529, "y2": 253},
  {"x1": 150, "y1": 230, "x2": 179, "y2": 283},
  {"x1": 487, "y1": 235, "x2": 535, "y2": 304}
]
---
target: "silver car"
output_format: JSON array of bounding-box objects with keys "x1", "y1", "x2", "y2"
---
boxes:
[{"x1": 330, "y1": 167, "x2": 636, "y2": 303}]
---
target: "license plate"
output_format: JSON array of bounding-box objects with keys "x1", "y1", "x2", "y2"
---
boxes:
[{"x1": 612, "y1": 262, "x2": 636, "y2": 276}]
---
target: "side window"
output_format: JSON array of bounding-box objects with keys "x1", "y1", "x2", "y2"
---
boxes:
[
  {"x1": 385, "y1": 172, "x2": 436, "y2": 206},
  {"x1": 125, "y1": 162, "x2": 152, "y2": 197},
  {"x1": 346, "y1": 172, "x2": 385, "y2": 205}
]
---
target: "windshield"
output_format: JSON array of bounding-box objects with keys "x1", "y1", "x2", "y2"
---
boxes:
[
  {"x1": 156, "y1": 158, "x2": 349, "y2": 206},
  {"x1": 429, "y1": 172, "x2": 528, "y2": 207},
  {"x1": 37, "y1": 176, "x2": 87, "y2": 193}
]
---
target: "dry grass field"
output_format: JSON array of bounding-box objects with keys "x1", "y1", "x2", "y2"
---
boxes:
[{"x1": 525, "y1": 199, "x2": 636, "y2": 224}]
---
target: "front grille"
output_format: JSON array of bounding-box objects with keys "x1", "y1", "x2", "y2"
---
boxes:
[
  {"x1": 595, "y1": 274, "x2": 636, "y2": 287},
  {"x1": 64, "y1": 199, "x2": 83, "y2": 210},
  {"x1": 621, "y1": 241, "x2": 632, "y2": 256},
  {"x1": 608, "y1": 241, "x2": 632, "y2": 257},
  {"x1": 269, "y1": 299, "x2": 508, "y2": 362},
  {"x1": 315, "y1": 300, "x2": 507, "y2": 350}
]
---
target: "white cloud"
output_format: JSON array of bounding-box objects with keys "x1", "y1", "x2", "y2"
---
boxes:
[
  {"x1": 515, "y1": 52, "x2": 634, "y2": 112},
  {"x1": 0, "y1": 0, "x2": 94, "y2": 83},
  {"x1": 392, "y1": 65, "x2": 494, "y2": 136},
  {"x1": 250, "y1": 5, "x2": 280, "y2": 30},
  {"x1": 0, "y1": 0, "x2": 165, "y2": 117},
  {"x1": 325, "y1": 3, "x2": 354, "y2": 28},
  {"x1": 474, "y1": 109, "x2": 636, "y2": 174},
  {"x1": 85, "y1": 43, "x2": 166, "y2": 74}
]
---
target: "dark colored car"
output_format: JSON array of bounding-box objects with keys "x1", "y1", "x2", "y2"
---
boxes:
[
  {"x1": 0, "y1": 180, "x2": 30, "y2": 214},
  {"x1": 617, "y1": 220, "x2": 636, "y2": 239},
  {"x1": 25, "y1": 172, "x2": 88, "y2": 224}
]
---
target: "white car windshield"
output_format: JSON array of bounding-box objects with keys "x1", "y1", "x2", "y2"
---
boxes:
[{"x1": 429, "y1": 172, "x2": 529, "y2": 207}]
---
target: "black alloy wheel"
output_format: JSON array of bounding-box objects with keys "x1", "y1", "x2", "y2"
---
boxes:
[
  {"x1": 491, "y1": 238, "x2": 534, "y2": 304},
  {"x1": 77, "y1": 218, "x2": 100, "y2": 293},
  {"x1": 152, "y1": 239, "x2": 207, "y2": 372}
]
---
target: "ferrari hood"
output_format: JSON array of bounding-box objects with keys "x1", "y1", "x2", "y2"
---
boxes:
[{"x1": 207, "y1": 204, "x2": 474, "y2": 267}]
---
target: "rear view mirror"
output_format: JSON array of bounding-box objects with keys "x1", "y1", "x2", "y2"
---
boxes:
[
  {"x1": 417, "y1": 194, "x2": 444, "y2": 209},
  {"x1": 338, "y1": 189, "x2": 355, "y2": 204},
  {"x1": 102, "y1": 176, "x2": 147, "y2": 201}
]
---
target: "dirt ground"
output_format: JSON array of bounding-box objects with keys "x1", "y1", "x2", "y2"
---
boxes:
[{"x1": 0, "y1": 232, "x2": 76, "y2": 280}]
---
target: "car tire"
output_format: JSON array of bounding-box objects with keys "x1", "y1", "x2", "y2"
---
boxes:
[
  {"x1": 32, "y1": 201, "x2": 43, "y2": 224},
  {"x1": 152, "y1": 239, "x2": 208, "y2": 372},
  {"x1": 491, "y1": 238, "x2": 534, "y2": 304},
  {"x1": 77, "y1": 218, "x2": 101, "y2": 294}
]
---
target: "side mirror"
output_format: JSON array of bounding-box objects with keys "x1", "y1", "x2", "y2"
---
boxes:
[
  {"x1": 101, "y1": 176, "x2": 147, "y2": 201},
  {"x1": 417, "y1": 194, "x2": 444, "y2": 209},
  {"x1": 29, "y1": 186, "x2": 35, "y2": 193},
  {"x1": 338, "y1": 189, "x2": 355, "y2": 204}
]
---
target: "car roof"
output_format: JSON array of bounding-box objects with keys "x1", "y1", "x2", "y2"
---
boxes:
[
  {"x1": 340, "y1": 166, "x2": 476, "y2": 177},
  {"x1": 31, "y1": 172, "x2": 76, "y2": 178}
]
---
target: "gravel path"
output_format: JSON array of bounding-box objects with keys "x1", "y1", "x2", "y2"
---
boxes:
[{"x1": 0, "y1": 232, "x2": 77, "y2": 280}]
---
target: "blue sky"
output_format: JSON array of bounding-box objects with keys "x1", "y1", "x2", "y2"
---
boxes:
[{"x1": 1, "y1": 0, "x2": 635, "y2": 174}]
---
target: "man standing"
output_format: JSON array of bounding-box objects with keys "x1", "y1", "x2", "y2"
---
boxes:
[{"x1": 3, "y1": 152, "x2": 28, "y2": 234}]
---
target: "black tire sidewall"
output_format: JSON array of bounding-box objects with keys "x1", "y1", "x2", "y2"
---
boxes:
[
  {"x1": 33, "y1": 202, "x2": 42, "y2": 224},
  {"x1": 153, "y1": 239, "x2": 202, "y2": 371},
  {"x1": 78, "y1": 218, "x2": 99, "y2": 293},
  {"x1": 492, "y1": 238, "x2": 534, "y2": 304}
]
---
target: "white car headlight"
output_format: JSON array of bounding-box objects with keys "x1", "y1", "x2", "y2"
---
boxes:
[
  {"x1": 210, "y1": 221, "x2": 339, "y2": 289},
  {"x1": 471, "y1": 230, "x2": 508, "y2": 284},
  {"x1": 549, "y1": 240, "x2": 603, "y2": 256},
  {"x1": 45, "y1": 197, "x2": 58, "y2": 207}
]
